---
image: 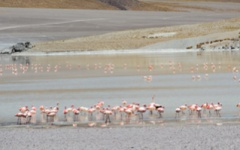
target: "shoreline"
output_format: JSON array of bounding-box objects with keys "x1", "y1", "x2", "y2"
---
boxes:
[
  {"x1": 2, "y1": 115, "x2": 240, "y2": 128},
  {"x1": 11, "y1": 48, "x2": 240, "y2": 56}
]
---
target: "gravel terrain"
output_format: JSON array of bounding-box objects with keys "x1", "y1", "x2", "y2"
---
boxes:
[{"x1": 1, "y1": 124, "x2": 240, "y2": 150}]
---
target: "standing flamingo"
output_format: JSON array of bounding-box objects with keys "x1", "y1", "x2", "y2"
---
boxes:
[
  {"x1": 137, "y1": 105, "x2": 147, "y2": 120},
  {"x1": 214, "y1": 102, "x2": 222, "y2": 117},
  {"x1": 104, "y1": 108, "x2": 112, "y2": 124},
  {"x1": 63, "y1": 106, "x2": 68, "y2": 121},
  {"x1": 157, "y1": 106, "x2": 165, "y2": 118},
  {"x1": 179, "y1": 104, "x2": 187, "y2": 114},
  {"x1": 175, "y1": 107, "x2": 181, "y2": 118},
  {"x1": 196, "y1": 105, "x2": 202, "y2": 118},
  {"x1": 73, "y1": 108, "x2": 80, "y2": 121}
]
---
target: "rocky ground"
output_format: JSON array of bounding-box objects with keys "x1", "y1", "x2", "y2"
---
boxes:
[{"x1": 0, "y1": 124, "x2": 240, "y2": 150}]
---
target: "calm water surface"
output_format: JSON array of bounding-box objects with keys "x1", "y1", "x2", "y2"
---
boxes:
[{"x1": 0, "y1": 51, "x2": 240, "y2": 125}]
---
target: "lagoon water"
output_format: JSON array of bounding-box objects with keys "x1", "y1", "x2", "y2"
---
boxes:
[{"x1": 0, "y1": 51, "x2": 240, "y2": 125}]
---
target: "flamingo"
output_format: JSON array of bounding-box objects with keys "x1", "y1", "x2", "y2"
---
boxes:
[
  {"x1": 73, "y1": 108, "x2": 80, "y2": 121},
  {"x1": 179, "y1": 104, "x2": 187, "y2": 114},
  {"x1": 147, "y1": 103, "x2": 155, "y2": 115},
  {"x1": 188, "y1": 104, "x2": 197, "y2": 115},
  {"x1": 15, "y1": 112, "x2": 24, "y2": 125},
  {"x1": 46, "y1": 105, "x2": 59, "y2": 122},
  {"x1": 175, "y1": 107, "x2": 181, "y2": 118},
  {"x1": 157, "y1": 106, "x2": 165, "y2": 118},
  {"x1": 104, "y1": 108, "x2": 112, "y2": 124},
  {"x1": 144, "y1": 75, "x2": 152, "y2": 82},
  {"x1": 148, "y1": 65, "x2": 153, "y2": 71},
  {"x1": 201, "y1": 103, "x2": 208, "y2": 113},
  {"x1": 16, "y1": 106, "x2": 31, "y2": 124},
  {"x1": 155, "y1": 103, "x2": 165, "y2": 118},
  {"x1": 124, "y1": 107, "x2": 133, "y2": 123},
  {"x1": 137, "y1": 105, "x2": 147, "y2": 120},
  {"x1": 95, "y1": 101, "x2": 104, "y2": 110},
  {"x1": 63, "y1": 106, "x2": 68, "y2": 120},
  {"x1": 236, "y1": 103, "x2": 240, "y2": 108},
  {"x1": 88, "y1": 107, "x2": 96, "y2": 121},
  {"x1": 78, "y1": 106, "x2": 88, "y2": 115},
  {"x1": 30, "y1": 105, "x2": 37, "y2": 124},
  {"x1": 39, "y1": 105, "x2": 47, "y2": 122},
  {"x1": 111, "y1": 106, "x2": 120, "y2": 118},
  {"x1": 19, "y1": 106, "x2": 28, "y2": 113},
  {"x1": 196, "y1": 105, "x2": 202, "y2": 118},
  {"x1": 122, "y1": 100, "x2": 127, "y2": 106},
  {"x1": 214, "y1": 102, "x2": 222, "y2": 117},
  {"x1": 206, "y1": 103, "x2": 214, "y2": 116},
  {"x1": 119, "y1": 106, "x2": 125, "y2": 120}
]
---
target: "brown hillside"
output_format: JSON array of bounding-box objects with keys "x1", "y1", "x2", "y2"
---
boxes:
[
  {"x1": 0, "y1": 0, "x2": 239, "y2": 11},
  {"x1": 0, "y1": 0, "x2": 211, "y2": 11},
  {"x1": 0, "y1": 0, "x2": 117, "y2": 10}
]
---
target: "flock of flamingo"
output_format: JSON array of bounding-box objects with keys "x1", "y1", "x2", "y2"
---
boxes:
[
  {"x1": 2, "y1": 60, "x2": 239, "y2": 126},
  {"x1": 0, "y1": 61, "x2": 239, "y2": 83},
  {"x1": 15, "y1": 97, "x2": 240, "y2": 127}
]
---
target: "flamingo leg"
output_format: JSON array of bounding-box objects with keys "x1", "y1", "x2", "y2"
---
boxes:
[
  {"x1": 139, "y1": 112, "x2": 143, "y2": 120},
  {"x1": 159, "y1": 112, "x2": 162, "y2": 118},
  {"x1": 64, "y1": 114, "x2": 67, "y2": 121},
  {"x1": 181, "y1": 111, "x2": 185, "y2": 115},
  {"x1": 105, "y1": 115, "x2": 111, "y2": 123},
  {"x1": 17, "y1": 117, "x2": 21, "y2": 125},
  {"x1": 175, "y1": 113, "x2": 178, "y2": 118},
  {"x1": 27, "y1": 116, "x2": 32, "y2": 124},
  {"x1": 150, "y1": 110, "x2": 153, "y2": 115},
  {"x1": 197, "y1": 111, "x2": 201, "y2": 118}
]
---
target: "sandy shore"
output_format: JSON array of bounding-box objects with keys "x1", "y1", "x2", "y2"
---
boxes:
[
  {"x1": 1, "y1": 124, "x2": 240, "y2": 150},
  {"x1": 31, "y1": 18, "x2": 240, "y2": 52}
]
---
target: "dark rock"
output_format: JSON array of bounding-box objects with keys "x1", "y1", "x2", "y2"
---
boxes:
[
  {"x1": 98, "y1": 0, "x2": 139, "y2": 10},
  {"x1": 0, "y1": 41, "x2": 33, "y2": 54}
]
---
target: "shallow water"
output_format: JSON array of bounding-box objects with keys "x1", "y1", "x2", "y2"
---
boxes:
[{"x1": 0, "y1": 51, "x2": 240, "y2": 125}]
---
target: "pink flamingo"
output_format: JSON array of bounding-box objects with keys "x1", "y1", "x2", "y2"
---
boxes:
[
  {"x1": 111, "y1": 105, "x2": 120, "y2": 118},
  {"x1": 137, "y1": 105, "x2": 147, "y2": 120},
  {"x1": 157, "y1": 106, "x2": 165, "y2": 118},
  {"x1": 236, "y1": 103, "x2": 240, "y2": 108},
  {"x1": 63, "y1": 106, "x2": 68, "y2": 120},
  {"x1": 214, "y1": 102, "x2": 222, "y2": 117},
  {"x1": 196, "y1": 105, "x2": 202, "y2": 118},
  {"x1": 104, "y1": 108, "x2": 113, "y2": 123},
  {"x1": 124, "y1": 107, "x2": 133, "y2": 123},
  {"x1": 206, "y1": 103, "x2": 214, "y2": 116},
  {"x1": 16, "y1": 106, "x2": 31, "y2": 125},
  {"x1": 73, "y1": 108, "x2": 80, "y2": 121},
  {"x1": 30, "y1": 105, "x2": 37, "y2": 124},
  {"x1": 201, "y1": 103, "x2": 208, "y2": 113},
  {"x1": 88, "y1": 107, "x2": 96, "y2": 121},
  {"x1": 15, "y1": 112, "x2": 24, "y2": 125},
  {"x1": 175, "y1": 107, "x2": 181, "y2": 118},
  {"x1": 179, "y1": 104, "x2": 187, "y2": 114},
  {"x1": 188, "y1": 104, "x2": 197, "y2": 115}
]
